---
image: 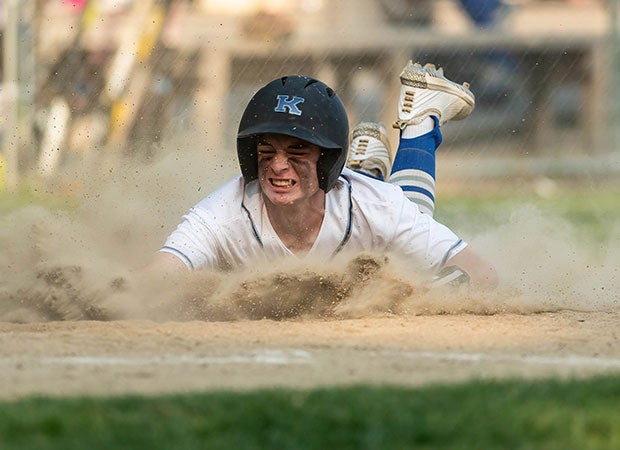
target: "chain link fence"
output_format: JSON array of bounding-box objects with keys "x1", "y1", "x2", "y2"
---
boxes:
[{"x1": 2, "y1": 0, "x2": 619, "y2": 187}]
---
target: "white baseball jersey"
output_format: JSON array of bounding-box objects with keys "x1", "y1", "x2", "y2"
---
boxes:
[{"x1": 161, "y1": 168, "x2": 467, "y2": 276}]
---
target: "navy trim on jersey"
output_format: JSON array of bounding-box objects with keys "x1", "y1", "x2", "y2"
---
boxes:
[
  {"x1": 241, "y1": 201, "x2": 264, "y2": 248},
  {"x1": 440, "y1": 238, "x2": 463, "y2": 268},
  {"x1": 161, "y1": 246, "x2": 195, "y2": 270},
  {"x1": 241, "y1": 176, "x2": 353, "y2": 257},
  {"x1": 331, "y1": 175, "x2": 353, "y2": 257}
]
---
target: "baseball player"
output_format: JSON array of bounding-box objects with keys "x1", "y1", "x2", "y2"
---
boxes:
[{"x1": 152, "y1": 61, "x2": 498, "y2": 290}]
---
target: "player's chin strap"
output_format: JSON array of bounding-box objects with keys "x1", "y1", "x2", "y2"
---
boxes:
[{"x1": 241, "y1": 175, "x2": 353, "y2": 257}]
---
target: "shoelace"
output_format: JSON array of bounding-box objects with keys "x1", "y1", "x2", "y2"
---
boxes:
[
  {"x1": 401, "y1": 89, "x2": 415, "y2": 114},
  {"x1": 352, "y1": 138, "x2": 369, "y2": 157}
]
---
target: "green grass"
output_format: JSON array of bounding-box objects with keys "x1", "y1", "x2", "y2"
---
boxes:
[
  {"x1": 0, "y1": 189, "x2": 45, "y2": 214},
  {"x1": 436, "y1": 186, "x2": 620, "y2": 243},
  {"x1": 0, "y1": 188, "x2": 72, "y2": 214},
  {"x1": 1, "y1": 376, "x2": 620, "y2": 449}
]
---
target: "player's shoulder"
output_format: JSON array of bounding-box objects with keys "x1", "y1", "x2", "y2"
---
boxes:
[
  {"x1": 340, "y1": 168, "x2": 405, "y2": 203},
  {"x1": 194, "y1": 176, "x2": 244, "y2": 206},
  {"x1": 191, "y1": 176, "x2": 247, "y2": 223}
]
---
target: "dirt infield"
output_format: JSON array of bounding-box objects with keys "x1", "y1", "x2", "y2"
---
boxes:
[
  {"x1": 1, "y1": 310, "x2": 619, "y2": 399},
  {"x1": 1, "y1": 156, "x2": 618, "y2": 399}
]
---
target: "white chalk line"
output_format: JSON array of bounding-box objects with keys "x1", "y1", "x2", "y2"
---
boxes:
[
  {"x1": 1, "y1": 349, "x2": 620, "y2": 369},
  {"x1": 42, "y1": 349, "x2": 314, "y2": 366},
  {"x1": 397, "y1": 351, "x2": 620, "y2": 368},
  {"x1": 0, "y1": 349, "x2": 313, "y2": 367}
]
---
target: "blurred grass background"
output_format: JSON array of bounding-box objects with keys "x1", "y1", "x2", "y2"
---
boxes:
[
  {"x1": 1, "y1": 375, "x2": 619, "y2": 450},
  {"x1": 437, "y1": 183, "x2": 620, "y2": 243}
]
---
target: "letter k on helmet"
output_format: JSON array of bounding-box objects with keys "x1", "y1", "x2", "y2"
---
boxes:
[{"x1": 274, "y1": 95, "x2": 305, "y2": 116}]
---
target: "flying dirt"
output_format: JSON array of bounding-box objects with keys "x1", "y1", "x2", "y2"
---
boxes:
[{"x1": 0, "y1": 150, "x2": 618, "y2": 323}]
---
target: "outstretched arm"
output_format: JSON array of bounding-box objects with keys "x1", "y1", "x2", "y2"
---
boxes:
[
  {"x1": 142, "y1": 251, "x2": 189, "y2": 278},
  {"x1": 444, "y1": 246, "x2": 498, "y2": 290}
]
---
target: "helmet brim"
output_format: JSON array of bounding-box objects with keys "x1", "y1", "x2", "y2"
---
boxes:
[{"x1": 238, "y1": 122, "x2": 342, "y2": 151}]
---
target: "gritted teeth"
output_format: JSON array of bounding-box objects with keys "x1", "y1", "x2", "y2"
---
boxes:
[{"x1": 270, "y1": 178, "x2": 295, "y2": 187}]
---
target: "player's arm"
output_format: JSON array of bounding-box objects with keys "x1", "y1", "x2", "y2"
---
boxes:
[
  {"x1": 442, "y1": 246, "x2": 498, "y2": 290},
  {"x1": 140, "y1": 251, "x2": 189, "y2": 280},
  {"x1": 132, "y1": 252, "x2": 189, "y2": 286}
]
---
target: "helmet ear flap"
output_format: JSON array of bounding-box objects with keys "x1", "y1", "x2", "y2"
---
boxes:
[
  {"x1": 317, "y1": 147, "x2": 347, "y2": 192},
  {"x1": 237, "y1": 135, "x2": 258, "y2": 184}
]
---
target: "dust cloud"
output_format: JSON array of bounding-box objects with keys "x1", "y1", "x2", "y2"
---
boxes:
[{"x1": 0, "y1": 150, "x2": 618, "y2": 323}]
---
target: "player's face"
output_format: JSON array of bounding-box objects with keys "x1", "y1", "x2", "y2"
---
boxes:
[{"x1": 257, "y1": 134, "x2": 323, "y2": 206}]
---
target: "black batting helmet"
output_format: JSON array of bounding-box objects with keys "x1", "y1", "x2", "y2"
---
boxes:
[{"x1": 237, "y1": 75, "x2": 349, "y2": 192}]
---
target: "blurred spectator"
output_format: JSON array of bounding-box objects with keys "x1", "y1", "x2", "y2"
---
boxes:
[
  {"x1": 456, "y1": 0, "x2": 521, "y2": 102},
  {"x1": 457, "y1": 0, "x2": 510, "y2": 29},
  {"x1": 451, "y1": 0, "x2": 530, "y2": 137}
]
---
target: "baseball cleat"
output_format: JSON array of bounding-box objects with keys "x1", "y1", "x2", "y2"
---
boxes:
[
  {"x1": 393, "y1": 61, "x2": 475, "y2": 130},
  {"x1": 347, "y1": 122, "x2": 392, "y2": 181}
]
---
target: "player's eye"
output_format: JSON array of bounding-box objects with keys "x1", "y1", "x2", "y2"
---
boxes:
[
  {"x1": 289, "y1": 143, "x2": 310, "y2": 151},
  {"x1": 257, "y1": 153, "x2": 275, "y2": 161},
  {"x1": 287, "y1": 150, "x2": 309, "y2": 157},
  {"x1": 257, "y1": 144, "x2": 275, "y2": 155},
  {"x1": 287, "y1": 144, "x2": 314, "y2": 156}
]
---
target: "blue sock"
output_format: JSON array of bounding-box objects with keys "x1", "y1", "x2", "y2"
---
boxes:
[{"x1": 389, "y1": 118, "x2": 442, "y2": 216}]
